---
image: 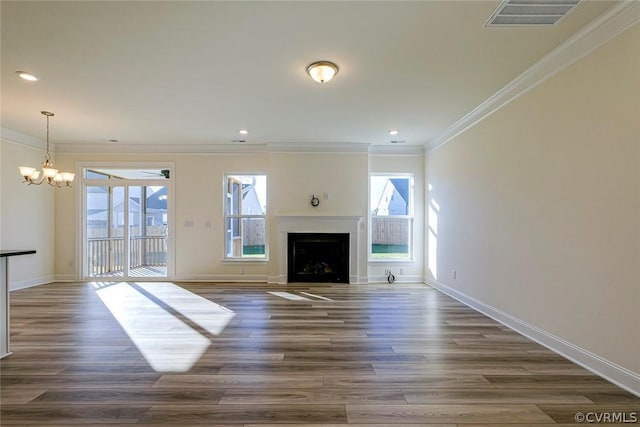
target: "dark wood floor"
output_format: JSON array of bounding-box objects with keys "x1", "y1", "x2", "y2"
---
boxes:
[{"x1": 1, "y1": 281, "x2": 638, "y2": 426}]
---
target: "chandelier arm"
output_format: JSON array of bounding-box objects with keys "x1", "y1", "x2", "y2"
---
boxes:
[{"x1": 25, "y1": 176, "x2": 45, "y2": 185}]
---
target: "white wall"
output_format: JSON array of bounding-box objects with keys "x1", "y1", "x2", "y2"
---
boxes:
[
  {"x1": 53, "y1": 152, "x2": 270, "y2": 281},
  {"x1": 267, "y1": 151, "x2": 369, "y2": 282},
  {"x1": 427, "y1": 23, "x2": 640, "y2": 388},
  {"x1": 1, "y1": 138, "x2": 56, "y2": 289},
  {"x1": 53, "y1": 149, "x2": 423, "y2": 284},
  {"x1": 369, "y1": 154, "x2": 424, "y2": 282}
]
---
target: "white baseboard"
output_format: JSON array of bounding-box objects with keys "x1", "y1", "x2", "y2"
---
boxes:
[
  {"x1": 173, "y1": 274, "x2": 268, "y2": 283},
  {"x1": 357, "y1": 276, "x2": 369, "y2": 285},
  {"x1": 267, "y1": 275, "x2": 286, "y2": 285},
  {"x1": 267, "y1": 275, "x2": 368, "y2": 285},
  {"x1": 9, "y1": 275, "x2": 56, "y2": 291},
  {"x1": 428, "y1": 279, "x2": 640, "y2": 397},
  {"x1": 369, "y1": 274, "x2": 423, "y2": 284}
]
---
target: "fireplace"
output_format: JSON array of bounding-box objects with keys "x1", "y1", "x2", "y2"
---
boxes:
[
  {"x1": 288, "y1": 233, "x2": 349, "y2": 283},
  {"x1": 274, "y1": 215, "x2": 362, "y2": 284}
]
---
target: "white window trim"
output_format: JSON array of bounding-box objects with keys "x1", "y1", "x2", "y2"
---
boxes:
[
  {"x1": 77, "y1": 161, "x2": 175, "y2": 280},
  {"x1": 368, "y1": 173, "x2": 415, "y2": 263},
  {"x1": 222, "y1": 173, "x2": 268, "y2": 261}
]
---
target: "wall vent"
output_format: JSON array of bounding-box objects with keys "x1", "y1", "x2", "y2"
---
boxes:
[{"x1": 485, "y1": 0, "x2": 580, "y2": 26}]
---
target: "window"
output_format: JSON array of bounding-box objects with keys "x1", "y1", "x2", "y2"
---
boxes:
[
  {"x1": 224, "y1": 174, "x2": 267, "y2": 259},
  {"x1": 370, "y1": 174, "x2": 413, "y2": 260}
]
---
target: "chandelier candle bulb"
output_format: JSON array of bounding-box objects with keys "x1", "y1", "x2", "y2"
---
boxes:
[{"x1": 19, "y1": 166, "x2": 35, "y2": 177}]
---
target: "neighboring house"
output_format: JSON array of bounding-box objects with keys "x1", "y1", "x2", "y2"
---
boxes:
[
  {"x1": 145, "y1": 187, "x2": 169, "y2": 226},
  {"x1": 86, "y1": 187, "x2": 167, "y2": 233},
  {"x1": 373, "y1": 178, "x2": 409, "y2": 216},
  {"x1": 241, "y1": 183, "x2": 264, "y2": 215}
]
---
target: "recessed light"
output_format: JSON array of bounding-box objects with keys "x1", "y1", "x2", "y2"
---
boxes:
[
  {"x1": 239, "y1": 129, "x2": 248, "y2": 135},
  {"x1": 388, "y1": 129, "x2": 399, "y2": 136},
  {"x1": 109, "y1": 139, "x2": 119, "y2": 143},
  {"x1": 16, "y1": 71, "x2": 38, "y2": 81},
  {"x1": 232, "y1": 139, "x2": 247, "y2": 143},
  {"x1": 390, "y1": 140, "x2": 406, "y2": 144}
]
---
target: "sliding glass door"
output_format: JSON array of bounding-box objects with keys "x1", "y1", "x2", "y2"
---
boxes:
[
  {"x1": 83, "y1": 168, "x2": 171, "y2": 279},
  {"x1": 128, "y1": 186, "x2": 168, "y2": 277}
]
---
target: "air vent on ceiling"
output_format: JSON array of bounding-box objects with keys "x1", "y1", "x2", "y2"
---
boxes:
[{"x1": 485, "y1": 0, "x2": 580, "y2": 26}]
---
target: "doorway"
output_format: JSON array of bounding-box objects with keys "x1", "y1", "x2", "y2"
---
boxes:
[{"x1": 83, "y1": 167, "x2": 172, "y2": 279}]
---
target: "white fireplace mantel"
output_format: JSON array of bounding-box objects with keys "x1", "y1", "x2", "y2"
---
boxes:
[{"x1": 274, "y1": 215, "x2": 363, "y2": 284}]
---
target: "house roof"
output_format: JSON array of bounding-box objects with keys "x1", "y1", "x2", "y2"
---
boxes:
[{"x1": 389, "y1": 179, "x2": 409, "y2": 206}]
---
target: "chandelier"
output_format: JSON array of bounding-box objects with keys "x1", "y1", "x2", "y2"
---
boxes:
[{"x1": 18, "y1": 111, "x2": 75, "y2": 187}]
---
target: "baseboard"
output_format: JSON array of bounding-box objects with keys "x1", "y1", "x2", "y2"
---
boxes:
[
  {"x1": 267, "y1": 275, "x2": 369, "y2": 285},
  {"x1": 267, "y1": 275, "x2": 286, "y2": 285},
  {"x1": 173, "y1": 274, "x2": 268, "y2": 283},
  {"x1": 428, "y1": 279, "x2": 640, "y2": 397},
  {"x1": 368, "y1": 274, "x2": 423, "y2": 284},
  {"x1": 9, "y1": 275, "x2": 56, "y2": 291}
]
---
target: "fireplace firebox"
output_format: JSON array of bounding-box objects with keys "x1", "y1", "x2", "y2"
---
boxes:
[{"x1": 287, "y1": 233, "x2": 349, "y2": 283}]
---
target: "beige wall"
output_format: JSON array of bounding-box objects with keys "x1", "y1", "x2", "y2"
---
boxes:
[
  {"x1": 53, "y1": 153, "x2": 270, "y2": 280},
  {"x1": 51, "y1": 149, "x2": 423, "y2": 283},
  {"x1": 267, "y1": 151, "x2": 369, "y2": 281},
  {"x1": 427, "y1": 23, "x2": 640, "y2": 376},
  {"x1": 369, "y1": 154, "x2": 425, "y2": 282},
  {"x1": 1, "y1": 139, "x2": 56, "y2": 289}
]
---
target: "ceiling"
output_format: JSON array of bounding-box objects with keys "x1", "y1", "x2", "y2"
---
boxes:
[{"x1": 0, "y1": 1, "x2": 618, "y2": 152}]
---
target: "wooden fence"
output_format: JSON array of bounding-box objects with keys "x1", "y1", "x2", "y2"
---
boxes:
[{"x1": 371, "y1": 217, "x2": 409, "y2": 245}]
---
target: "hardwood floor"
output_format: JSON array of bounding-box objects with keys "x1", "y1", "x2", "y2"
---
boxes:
[{"x1": 1, "y1": 281, "x2": 638, "y2": 426}]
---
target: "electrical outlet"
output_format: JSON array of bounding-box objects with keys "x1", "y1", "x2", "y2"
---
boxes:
[
  {"x1": 384, "y1": 268, "x2": 391, "y2": 276},
  {"x1": 400, "y1": 268, "x2": 405, "y2": 275},
  {"x1": 452, "y1": 269, "x2": 457, "y2": 279},
  {"x1": 240, "y1": 267, "x2": 245, "y2": 274}
]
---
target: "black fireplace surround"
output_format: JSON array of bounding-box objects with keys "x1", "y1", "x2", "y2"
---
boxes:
[{"x1": 287, "y1": 233, "x2": 349, "y2": 283}]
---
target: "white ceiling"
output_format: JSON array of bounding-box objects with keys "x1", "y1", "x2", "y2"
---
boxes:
[{"x1": 0, "y1": 1, "x2": 618, "y2": 152}]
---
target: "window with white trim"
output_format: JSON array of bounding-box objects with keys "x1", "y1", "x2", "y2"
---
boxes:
[
  {"x1": 370, "y1": 174, "x2": 413, "y2": 260},
  {"x1": 224, "y1": 174, "x2": 267, "y2": 259}
]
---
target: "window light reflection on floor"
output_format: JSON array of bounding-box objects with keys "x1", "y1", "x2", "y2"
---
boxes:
[
  {"x1": 267, "y1": 291, "x2": 311, "y2": 301},
  {"x1": 299, "y1": 291, "x2": 333, "y2": 301},
  {"x1": 135, "y1": 282, "x2": 235, "y2": 336},
  {"x1": 95, "y1": 282, "x2": 234, "y2": 372}
]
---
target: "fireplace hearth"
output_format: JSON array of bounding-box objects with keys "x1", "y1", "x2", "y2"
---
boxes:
[{"x1": 288, "y1": 233, "x2": 349, "y2": 283}]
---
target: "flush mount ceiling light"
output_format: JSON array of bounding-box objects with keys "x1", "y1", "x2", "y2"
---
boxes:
[
  {"x1": 16, "y1": 71, "x2": 38, "y2": 81},
  {"x1": 389, "y1": 129, "x2": 399, "y2": 136},
  {"x1": 306, "y1": 61, "x2": 339, "y2": 83},
  {"x1": 18, "y1": 111, "x2": 75, "y2": 187},
  {"x1": 238, "y1": 129, "x2": 248, "y2": 135}
]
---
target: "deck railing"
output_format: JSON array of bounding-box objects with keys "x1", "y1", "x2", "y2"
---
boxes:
[{"x1": 87, "y1": 236, "x2": 166, "y2": 276}]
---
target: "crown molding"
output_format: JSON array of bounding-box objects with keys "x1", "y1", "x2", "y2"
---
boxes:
[
  {"x1": 53, "y1": 142, "x2": 270, "y2": 155},
  {"x1": 0, "y1": 128, "x2": 45, "y2": 151},
  {"x1": 427, "y1": 0, "x2": 640, "y2": 153},
  {"x1": 369, "y1": 144, "x2": 425, "y2": 156},
  {"x1": 267, "y1": 142, "x2": 370, "y2": 154},
  {"x1": 7, "y1": 136, "x2": 422, "y2": 156}
]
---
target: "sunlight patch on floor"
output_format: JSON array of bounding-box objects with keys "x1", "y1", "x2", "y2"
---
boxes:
[
  {"x1": 136, "y1": 282, "x2": 235, "y2": 335},
  {"x1": 299, "y1": 291, "x2": 333, "y2": 301},
  {"x1": 95, "y1": 282, "x2": 234, "y2": 372},
  {"x1": 268, "y1": 291, "x2": 311, "y2": 301}
]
